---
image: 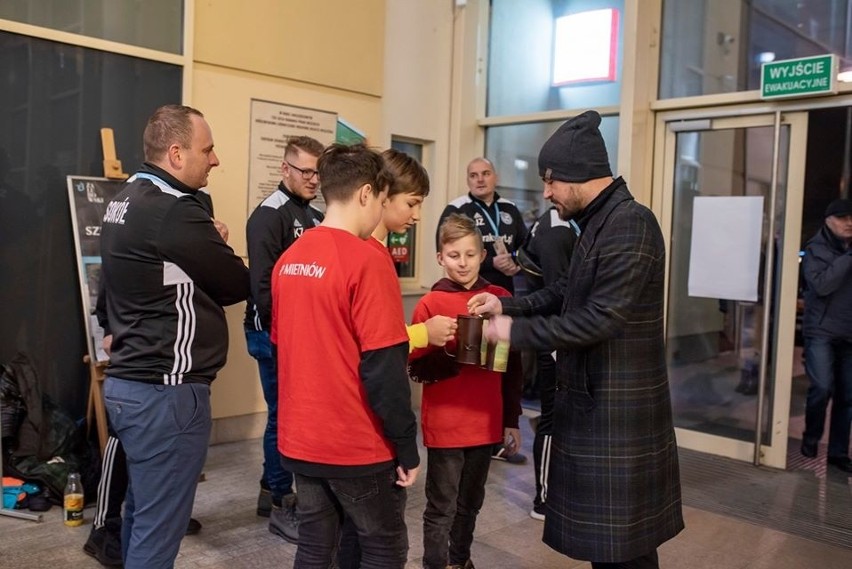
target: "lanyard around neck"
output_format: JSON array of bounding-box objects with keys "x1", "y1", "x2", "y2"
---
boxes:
[{"x1": 475, "y1": 200, "x2": 501, "y2": 236}]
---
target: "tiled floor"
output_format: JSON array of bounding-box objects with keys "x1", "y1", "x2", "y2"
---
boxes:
[{"x1": 2, "y1": 414, "x2": 851, "y2": 568}]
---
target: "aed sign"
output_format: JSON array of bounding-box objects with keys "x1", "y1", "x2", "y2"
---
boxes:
[
  {"x1": 388, "y1": 232, "x2": 411, "y2": 262},
  {"x1": 389, "y1": 246, "x2": 410, "y2": 263},
  {"x1": 761, "y1": 54, "x2": 837, "y2": 99}
]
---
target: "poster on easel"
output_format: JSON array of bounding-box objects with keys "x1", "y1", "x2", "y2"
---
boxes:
[{"x1": 66, "y1": 175, "x2": 127, "y2": 364}]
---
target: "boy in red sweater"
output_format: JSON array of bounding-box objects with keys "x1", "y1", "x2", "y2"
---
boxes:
[{"x1": 409, "y1": 213, "x2": 523, "y2": 569}]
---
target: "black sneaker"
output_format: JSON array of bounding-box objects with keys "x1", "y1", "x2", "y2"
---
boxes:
[
  {"x1": 185, "y1": 517, "x2": 202, "y2": 536},
  {"x1": 529, "y1": 503, "x2": 545, "y2": 521},
  {"x1": 83, "y1": 526, "x2": 123, "y2": 567},
  {"x1": 269, "y1": 493, "x2": 299, "y2": 544},
  {"x1": 801, "y1": 439, "x2": 818, "y2": 458},
  {"x1": 827, "y1": 456, "x2": 852, "y2": 473}
]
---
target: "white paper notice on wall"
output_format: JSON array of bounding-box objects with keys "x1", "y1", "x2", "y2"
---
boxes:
[{"x1": 687, "y1": 196, "x2": 764, "y2": 302}]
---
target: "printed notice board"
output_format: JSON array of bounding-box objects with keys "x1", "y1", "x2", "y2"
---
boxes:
[{"x1": 66, "y1": 175, "x2": 127, "y2": 363}]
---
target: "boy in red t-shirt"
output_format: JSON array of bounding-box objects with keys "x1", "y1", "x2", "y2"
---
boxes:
[
  {"x1": 271, "y1": 143, "x2": 420, "y2": 568},
  {"x1": 409, "y1": 213, "x2": 523, "y2": 569}
]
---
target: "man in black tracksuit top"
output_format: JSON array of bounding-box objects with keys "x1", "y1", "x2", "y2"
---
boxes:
[
  {"x1": 437, "y1": 157, "x2": 527, "y2": 294},
  {"x1": 100, "y1": 105, "x2": 249, "y2": 569},
  {"x1": 83, "y1": 189, "x2": 220, "y2": 566},
  {"x1": 244, "y1": 135, "x2": 325, "y2": 542}
]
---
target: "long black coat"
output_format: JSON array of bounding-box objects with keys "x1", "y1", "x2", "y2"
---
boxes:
[{"x1": 504, "y1": 178, "x2": 683, "y2": 562}]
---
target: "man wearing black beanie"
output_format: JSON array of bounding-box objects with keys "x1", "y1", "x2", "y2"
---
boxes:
[
  {"x1": 800, "y1": 198, "x2": 852, "y2": 473},
  {"x1": 470, "y1": 110, "x2": 684, "y2": 568}
]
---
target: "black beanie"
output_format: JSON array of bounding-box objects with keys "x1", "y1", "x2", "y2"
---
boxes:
[
  {"x1": 825, "y1": 198, "x2": 852, "y2": 218},
  {"x1": 538, "y1": 110, "x2": 612, "y2": 183}
]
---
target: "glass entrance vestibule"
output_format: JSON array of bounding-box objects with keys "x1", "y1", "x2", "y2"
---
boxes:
[{"x1": 654, "y1": 99, "x2": 852, "y2": 469}]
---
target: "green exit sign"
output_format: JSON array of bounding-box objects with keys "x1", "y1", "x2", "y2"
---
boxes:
[{"x1": 761, "y1": 55, "x2": 837, "y2": 99}]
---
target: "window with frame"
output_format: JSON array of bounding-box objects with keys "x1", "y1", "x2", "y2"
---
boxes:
[
  {"x1": 485, "y1": 0, "x2": 623, "y2": 225},
  {"x1": 0, "y1": 28, "x2": 182, "y2": 418},
  {"x1": 389, "y1": 139, "x2": 426, "y2": 280},
  {"x1": 0, "y1": 0, "x2": 183, "y2": 53},
  {"x1": 659, "y1": 0, "x2": 852, "y2": 99}
]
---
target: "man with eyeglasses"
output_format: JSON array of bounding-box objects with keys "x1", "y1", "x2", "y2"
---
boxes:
[{"x1": 244, "y1": 135, "x2": 325, "y2": 543}]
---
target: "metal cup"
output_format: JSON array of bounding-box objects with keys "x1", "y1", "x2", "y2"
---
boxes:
[{"x1": 447, "y1": 315, "x2": 484, "y2": 365}]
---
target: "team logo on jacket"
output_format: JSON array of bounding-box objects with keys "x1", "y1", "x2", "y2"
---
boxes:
[
  {"x1": 473, "y1": 213, "x2": 484, "y2": 227},
  {"x1": 103, "y1": 197, "x2": 130, "y2": 225},
  {"x1": 500, "y1": 212, "x2": 513, "y2": 225},
  {"x1": 293, "y1": 219, "x2": 303, "y2": 238}
]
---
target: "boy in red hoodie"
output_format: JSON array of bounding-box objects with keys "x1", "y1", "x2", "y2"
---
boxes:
[{"x1": 409, "y1": 213, "x2": 523, "y2": 569}]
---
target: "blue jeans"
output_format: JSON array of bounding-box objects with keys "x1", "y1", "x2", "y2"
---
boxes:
[
  {"x1": 803, "y1": 336, "x2": 852, "y2": 458},
  {"x1": 294, "y1": 468, "x2": 409, "y2": 569},
  {"x1": 103, "y1": 377, "x2": 210, "y2": 569},
  {"x1": 245, "y1": 328, "x2": 293, "y2": 500},
  {"x1": 423, "y1": 445, "x2": 492, "y2": 569}
]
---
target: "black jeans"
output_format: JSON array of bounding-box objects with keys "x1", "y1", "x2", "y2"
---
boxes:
[
  {"x1": 423, "y1": 445, "x2": 492, "y2": 569},
  {"x1": 294, "y1": 468, "x2": 408, "y2": 569},
  {"x1": 592, "y1": 550, "x2": 659, "y2": 568}
]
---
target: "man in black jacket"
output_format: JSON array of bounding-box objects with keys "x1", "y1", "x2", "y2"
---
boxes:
[
  {"x1": 801, "y1": 198, "x2": 852, "y2": 473},
  {"x1": 437, "y1": 158, "x2": 527, "y2": 294},
  {"x1": 244, "y1": 135, "x2": 324, "y2": 542},
  {"x1": 100, "y1": 105, "x2": 249, "y2": 569},
  {"x1": 84, "y1": 188, "x2": 223, "y2": 566}
]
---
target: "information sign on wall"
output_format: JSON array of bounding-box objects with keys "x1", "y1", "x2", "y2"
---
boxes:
[{"x1": 247, "y1": 99, "x2": 337, "y2": 212}]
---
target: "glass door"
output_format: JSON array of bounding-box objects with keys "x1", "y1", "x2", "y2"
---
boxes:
[{"x1": 657, "y1": 111, "x2": 806, "y2": 468}]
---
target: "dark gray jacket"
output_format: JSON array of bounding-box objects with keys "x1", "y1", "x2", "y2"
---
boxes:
[{"x1": 802, "y1": 224, "x2": 852, "y2": 340}]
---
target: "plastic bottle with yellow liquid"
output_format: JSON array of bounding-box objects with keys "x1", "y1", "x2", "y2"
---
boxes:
[{"x1": 63, "y1": 472, "x2": 84, "y2": 526}]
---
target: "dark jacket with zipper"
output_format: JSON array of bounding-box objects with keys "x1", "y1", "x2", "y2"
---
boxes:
[
  {"x1": 100, "y1": 163, "x2": 249, "y2": 385},
  {"x1": 244, "y1": 182, "x2": 324, "y2": 332},
  {"x1": 802, "y1": 223, "x2": 852, "y2": 340}
]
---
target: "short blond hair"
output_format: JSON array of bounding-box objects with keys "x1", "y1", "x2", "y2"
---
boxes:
[{"x1": 437, "y1": 213, "x2": 483, "y2": 250}]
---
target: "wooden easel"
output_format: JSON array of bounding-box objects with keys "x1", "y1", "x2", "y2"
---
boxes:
[
  {"x1": 85, "y1": 356, "x2": 109, "y2": 455},
  {"x1": 101, "y1": 127, "x2": 128, "y2": 181},
  {"x1": 84, "y1": 128, "x2": 128, "y2": 455}
]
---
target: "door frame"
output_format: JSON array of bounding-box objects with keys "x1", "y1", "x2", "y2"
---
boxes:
[{"x1": 652, "y1": 105, "x2": 809, "y2": 469}]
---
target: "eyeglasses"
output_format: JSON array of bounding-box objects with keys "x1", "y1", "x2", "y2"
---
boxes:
[{"x1": 286, "y1": 161, "x2": 319, "y2": 181}]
